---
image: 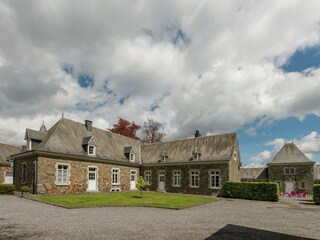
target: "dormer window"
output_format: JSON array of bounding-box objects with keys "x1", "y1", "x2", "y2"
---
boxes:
[
  {"x1": 82, "y1": 136, "x2": 97, "y2": 156},
  {"x1": 160, "y1": 150, "x2": 168, "y2": 162},
  {"x1": 192, "y1": 147, "x2": 201, "y2": 161},
  {"x1": 124, "y1": 146, "x2": 136, "y2": 162}
]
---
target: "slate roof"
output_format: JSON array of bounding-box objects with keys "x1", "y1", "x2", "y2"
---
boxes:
[
  {"x1": 0, "y1": 143, "x2": 21, "y2": 164},
  {"x1": 269, "y1": 142, "x2": 314, "y2": 164},
  {"x1": 141, "y1": 133, "x2": 237, "y2": 163},
  {"x1": 25, "y1": 129, "x2": 47, "y2": 141},
  {"x1": 240, "y1": 167, "x2": 268, "y2": 179},
  {"x1": 33, "y1": 118, "x2": 140, "y2": 162}
]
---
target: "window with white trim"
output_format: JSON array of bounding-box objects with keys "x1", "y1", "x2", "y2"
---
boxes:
[
  {"x1": 193, "y1": 153, "x2": 200, "y2": 160},
  {"x1": 111, "y1": 168, "x2": 120, "y2": 185},
  {"x1": 172, "y1": 170, "x2": 181, "y2": 187},
  {"x1": 88, "y1": 145, "x2": 96, "y2": 156},
  {"x1": 209, "y1": 169, "x2": 220, "y2": 189},
  {"x1": 130, "y1": 153, "x2": 135, "y2": 162},
  {"x1": 144, "y1": 170, "x2": 152, "y2": 184},
  {"x1": 189, "y1": 170, "x2": 200, "y2": 188},
  {"x1": 56, "y1": 163, "x2": 70, "y2": 185},
  {"x1": 161, "y1": 156, "x2": 168, "y2": 162},
  {"x1": 22, "y1": 162, "x2": 27, "y2": 184},
  {"x1": 284, "y1": 167, "x2": 295, "y2": 175}
]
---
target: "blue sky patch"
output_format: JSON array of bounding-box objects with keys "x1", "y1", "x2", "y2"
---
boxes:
[
  {"x1": 282, "y1": 46, "x2": 320, "y2": 72},
  {"x1": 77, "y1": 74, "x2": 94, "y2": 88},
  {"x1": 239, "y1": 114, "x2": 320, "y2": 165}
]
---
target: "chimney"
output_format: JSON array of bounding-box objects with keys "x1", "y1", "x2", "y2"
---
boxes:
[
  {"x1": 85, "y1": 120, "x2": 93, "y2": 132},
  {"x1": 195, "y1": 130, "x2": 201, "y2": 138}
]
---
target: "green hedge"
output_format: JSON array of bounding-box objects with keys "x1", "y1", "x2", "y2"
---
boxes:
[
  {"x1": 313, "y1": 184, "x2": 320, "y2": 204},
  {"x1": 223, "y1": 182, "x2": 279, "y2": 202},
  {"x1": 0, "y1": 184, "x2": 15, "y2": 195}
]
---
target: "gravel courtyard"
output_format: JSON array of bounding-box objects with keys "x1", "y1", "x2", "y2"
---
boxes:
[{"x1": 0, "y1": 195, "x2": 319, "y2": 240}]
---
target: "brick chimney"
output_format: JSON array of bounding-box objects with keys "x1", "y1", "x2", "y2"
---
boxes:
[{"x1": 195, "y1": 130, "x2": 201, "y2": 138}]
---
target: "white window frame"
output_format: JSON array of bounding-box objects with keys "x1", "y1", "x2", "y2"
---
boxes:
[
  {"x1": 193, "y1": 153, "x2": 200, "y2": 160},
  {"x1": 172, "y1": 170, "x2": 181, "y2": 187},
  {"x1": 284, "y1": 167, "x2": 296, "y2": 175},
  {"x1": 189, "y1": 170, "x2": 200, "y2": 188},
  {"x1": 27, "y1": 139, "x2": 32, "y2": 150},
  {"x1": 21, "y1": 162, "x2": 27, "y2": 184},
  {"x1": 55, "y1": 163, "x2": 71, "y2": 185},
  {"x1": 129, "y1": 152, "x2": 135, "y2": 162},
  {"x1": 161, "y1": 156, "x2": 168, "y2": 162},
  {"x1": 87, "y1": 145, "x2": 96, "y2": 156},
  {"x1": 144, "y1": 170, "x2": 152, "y2": 185},
  {"x1": 111, "y1": 168, "x2": 120, "y2": 185},
  {"x1": 209, "y1": 169, "x2": 221, "y2": 189}
]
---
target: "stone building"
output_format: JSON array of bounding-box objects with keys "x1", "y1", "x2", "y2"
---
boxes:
[
  {"x1": 0, "y1": 143, "x2": 21, "y2": 184},
  {"x1": 12, "y1": 117, "x2": 241, "y2": 195},
  {"x1": 240, "y1": 142, "x2": 317, "y2": 193}
]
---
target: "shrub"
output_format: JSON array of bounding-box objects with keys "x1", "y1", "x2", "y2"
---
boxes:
[
  {"x1": 223, "y1": 182, "x2": 279, "y2": 202},
  {"x1": 313, "y1": 184, "x2": 320, "y2": 204},
  {"x1": 20, "y1": 186, "x2": 30, "y2": 193},
  {"x1": 0, "y1": 184, "x2": 15, "y2": 195}
]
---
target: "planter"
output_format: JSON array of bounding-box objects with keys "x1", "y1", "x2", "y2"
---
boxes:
[{"x1": 21, "y1": 191, "x2": 29, "y2": 198}]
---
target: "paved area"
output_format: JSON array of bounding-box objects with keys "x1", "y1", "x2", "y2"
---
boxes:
[{"x1": 0, "y1": 196, "x2": 319, "y2": 240}]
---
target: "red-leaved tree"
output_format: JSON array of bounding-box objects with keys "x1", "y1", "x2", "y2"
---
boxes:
[{"x1": 109, "y1": 117, "x2": 141, "y2": 140}]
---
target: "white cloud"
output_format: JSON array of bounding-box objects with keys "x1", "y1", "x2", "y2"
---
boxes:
[{"x1": 0, "y1": 1, "x2": 320, "y2": 146}]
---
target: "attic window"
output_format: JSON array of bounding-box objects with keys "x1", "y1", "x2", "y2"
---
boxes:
[
  {"x1": 233, "y1": 152, "x2": 237, "y2": 160},
  {"x1": 161, "y1": 156, "x2": 168, "y2": 162},
  {"x1": 193, "y1": 153, "x2": 200, "y2": 160},
  {"x1": 160, "y1": 150, "x2": 168, "y2": 162},
  {"x1": 87, "y1": 145, "x2": 96, "y2": 156},
  {"x1": 130, "y1": 153, "x2": 135, "y2": 162}
]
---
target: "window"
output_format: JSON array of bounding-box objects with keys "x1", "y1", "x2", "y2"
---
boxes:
[
  {"x1": 161, "y1": 156, "x2": 168, "y2": 162},
  {"x1": 189, "y1": 170, "x2": 200, "y2": 188},
  {"x1": 56, "y1": 163, "x2": 70, "y2": 185},
  {"x1": 172, "y1": 170, "x2": 181, "y2": 187},
  {"x1": 111, "y1": 168, "x2": 120, "y2": 185},
  {"x1": 299, "y1": 182, "x2": 305, "y2": 189},
  {"x1": 22, "y1": 162, "x2": 27, "y2": 184},
  {"x1": 284, "y1": 167, "x2": 296, "y2": 175},
  {"x1": 193, "y1": 153, "x2": 200, "y2": 160},
  {"x1": 130, "y1": 153, "x2": 135, "y2": 162},
  {"x1": 88, "y1": 145, "x2": 96, "y2": 156},
  {"x1": 144, "y1": 170, "x2": 152, "y2": 184},
  {"x1": 209, "y1": 169, "x2": 220, "y2": 189}
]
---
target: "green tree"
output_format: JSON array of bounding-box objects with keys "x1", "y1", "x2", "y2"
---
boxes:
[{"x1": 136, "y1": 176, "x2": 148, "y2": 198}]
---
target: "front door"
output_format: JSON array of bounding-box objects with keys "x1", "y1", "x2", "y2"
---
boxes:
[
  {"x1": 88, "y1": 167, "x2": 97, "y2": 191},
  {"x1": 130, "y1": 170, "x2": 137, "y2": 190},
  {"x1": 4, "y1": 171, "x2": 13, "y2": 184},
  {"x1": 158, "y1": 171, "x2": 165, "y2": 191},
  {"x1": 285, "y1": 181, "x2": 294, "y2": 193}
]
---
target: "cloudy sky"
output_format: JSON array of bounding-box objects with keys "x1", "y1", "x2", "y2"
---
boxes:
[{"x1": 1, "y1": 0, "x2": 320, "y2": 166}]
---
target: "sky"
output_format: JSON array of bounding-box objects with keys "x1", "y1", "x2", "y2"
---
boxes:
[{"x1": 0, "y1": 1, "x2": 320, "y2": 166}]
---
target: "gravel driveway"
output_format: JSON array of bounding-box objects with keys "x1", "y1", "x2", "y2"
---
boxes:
[{"x1": 0, "y1": 195, "x2": 319, "y2": 240}]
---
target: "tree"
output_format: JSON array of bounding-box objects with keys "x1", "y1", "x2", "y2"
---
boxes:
[
  {"x1": 109, "y1": 117, "x2": 141, "y2": 140},
  {"x1": 141, "y1": 117, "x2": 165, "y2": 143},
  {"x1": 136, "y1": 176, "x2": 148, "y2": 198}
]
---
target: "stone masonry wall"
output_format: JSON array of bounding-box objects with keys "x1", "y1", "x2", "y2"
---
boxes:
[
  {"x1": 14, "y1": 156, "x2": 35, "y2": 193},
  {"x1": 141, "y1": 163, "x2": 229, "y2": 196},
  {"x1": 37, "y1": 157, "x2": 140, "y2": 195},
  {"x1": 268, "y1": 164, "x2": 314, "y2": 193},
  {"x1": 0, "y1": 165, "x2": 13, "y2": 184}
]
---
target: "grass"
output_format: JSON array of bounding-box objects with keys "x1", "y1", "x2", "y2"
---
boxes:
[{"x1": 31, "y1": 191, "x2": 217, "y2": 209}]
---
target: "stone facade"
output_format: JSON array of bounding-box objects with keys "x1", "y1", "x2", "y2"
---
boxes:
[
  {"x1": 14, "y1": 156, "x2": 35, "y2": 193},
  {"x1": 0, "y1": 165, "x2": 13, "y2": 184},
  {"x1": 268, "y1": 163, "x2": 314, "y2": 193},
  {"x1": 141, "y1": 162, "x2": 231, "y2": 196},
  {"x1": 14, "y1": 156, "x2": 139, "y2": 195}
]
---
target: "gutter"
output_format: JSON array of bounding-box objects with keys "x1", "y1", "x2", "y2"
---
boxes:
[{"x1": 142, "y1": 159, "x2": 230, "y2": 167}]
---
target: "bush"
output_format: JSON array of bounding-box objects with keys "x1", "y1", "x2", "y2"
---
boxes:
[
  {"x1": 0, "y1": 184, "x2": 15, "y2": 194},
  {"x1": 223, "y1": 182, "x2": 279, "y2": 202},
  {"x1": 313, "y1": 184, "x2": 320, "y2": 204},
  {"x1": 20, "y1": 186, "x2": 30, "y2": 193}
]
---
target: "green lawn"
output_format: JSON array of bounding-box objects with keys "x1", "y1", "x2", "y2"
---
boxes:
[{"x1": 31, "y1": 191, "x2": 217, "y2": 209}]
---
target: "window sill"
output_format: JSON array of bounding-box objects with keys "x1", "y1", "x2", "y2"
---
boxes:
[
  {"x1": 172, "y1": 185, "x2": 181, "y2": 188},
  {"x1": 55, "y1": 182, "x2": 70, "y2": 186},
  {"x1": 209, "y1": 187, "x2": 221, "y2": 190},
  {"x1": 189, "y1": 186, "x2": 199, "y2": 188},
  {"x1": 112, "y1": 183, "x2": 120, "y2": 186}
]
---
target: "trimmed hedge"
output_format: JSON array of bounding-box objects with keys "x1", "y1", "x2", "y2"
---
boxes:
[
  {"x1": 223, "y1": 182, "x2": 279, "y2": 202},
  {"x1": 313, "y1": 184, "x2": 320, "y2": 204},
  {"x1": 0, "y1": 184, "x2": 15, "y2": 195}
]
